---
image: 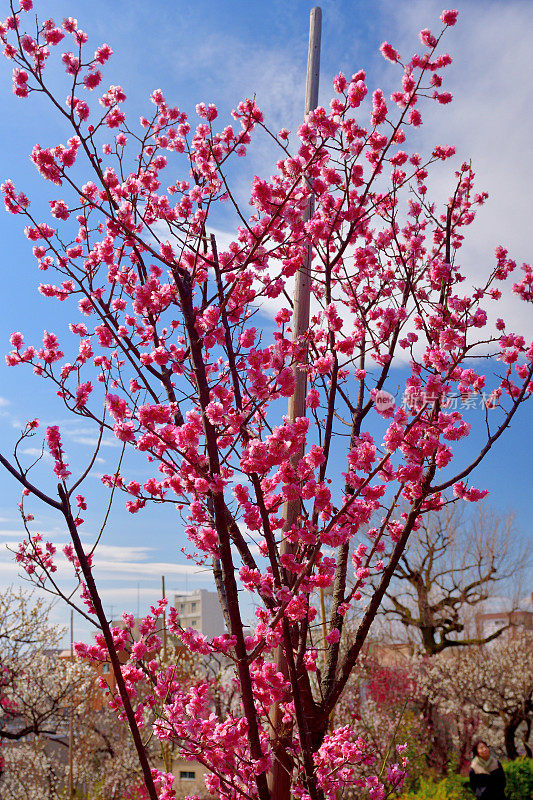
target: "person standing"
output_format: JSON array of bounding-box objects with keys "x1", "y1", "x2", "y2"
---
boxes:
[{"x1": 469, "y1": 740, "x2": 507, "y2": 800}]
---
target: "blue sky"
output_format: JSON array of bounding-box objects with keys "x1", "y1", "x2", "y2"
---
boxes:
[{"x1": 0, "y1": 0, "x2": 531, "y2": 640}]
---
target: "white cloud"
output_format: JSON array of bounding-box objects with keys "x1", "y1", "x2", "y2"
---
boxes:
[
  {"x1": 69, "y1": 434, "x2": 120, "y2": 448},
  {"x1": 88, "y1": 544, "x2": 152, "y2": 562},
  {"x1": 0, "y1": 537, "x2": 209, "y2": 587},
  {"x1": 0, "y1": 528, "x2": 67, "y2": 540},
  {"x1": 206, "y1": 226, "x2": 238, "y2": 254},
  {"x1": 20, "y1": 446, "x2": 50, "y2": 459},
  {"x1": 0, "y1": 394, "x2": 19, "y2": 424},
  {"x1": 207, "y1": 2, "x2": 533, "y2": 356},
  {"x1": 0, "y1": 530, "x2": 24, "y2": 539},
  {"x1": 0, "y1": 560, "x2": 22, "y2": 576},
  {"x1": 91, "y1": 560, "x2": 210, "y2": 580},
  {"x1": 95, "y1": 586, "x2": 172, "y2": 602},
  {"x1": 58, "y1": 424, "x2": 121, "y2": 449},
  {"x1": 377, "y1": 0, "x2": 533, "y2": 341},
  {"x1": 166, "y1": 27, "x2": 312, "y2": 208},
  {"x1": 171, "y1": 30, "x2": 305, "y2": 132}
]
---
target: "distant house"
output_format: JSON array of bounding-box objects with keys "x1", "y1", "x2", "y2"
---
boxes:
[
  {"x1": 474, "y1": 593, "x2": 533, "y2": 640},
  {"x1": 367, "y1": 641, "x2": 413, "y2": 666},
  {"x1": 171, "y1": 757, "x2": 209, "y2": 797}
]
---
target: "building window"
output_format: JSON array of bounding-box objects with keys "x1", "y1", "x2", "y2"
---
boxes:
[
  {"x1": 180, "y1": 603, "x2": 185, "y2": 612},
  {"x1": 190, "y1": 602, "x2": 197, "y2": 611},
  {"x1": 179, "y1": 771, "x2": 196, "y2": 780},
  {"x1": 102, "y1": 663, "x2": 110, "y2": 674},
  {"x1": 191, "y1": 620, "x2": 197, "y2": 627}
]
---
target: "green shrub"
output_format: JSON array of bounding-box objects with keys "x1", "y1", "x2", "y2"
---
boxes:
[
  {"x1": 399, "y1": 758, "x2": 533, "y2": 800},
  {"x1": 399, "y1": 772, "x2": 470, "y2": 800},
  {"x1": 503, "y1": 758, "x2": 533, "y2": 800}
]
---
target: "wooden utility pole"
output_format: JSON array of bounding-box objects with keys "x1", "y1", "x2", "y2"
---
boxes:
[
  {"x1": 284, "y1": 8, "x2": 321, "y2": 528},
  {"x1": 287, "y1": 4, "x2": 321, "y2": 435},
  {"x1": 269, "y1": 8, "x2": 322, "y2": 799}
]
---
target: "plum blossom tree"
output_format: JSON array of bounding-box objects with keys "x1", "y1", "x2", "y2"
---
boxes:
[
  {"x1": 0, "y1": 653, "x2": 92, "y2": 798},
  {"x1": 0, "y1": 589, "x2": 172, "y2": 799},
  {"x1": 0, "y1": 3, "x2": 532, "y2": 800}
]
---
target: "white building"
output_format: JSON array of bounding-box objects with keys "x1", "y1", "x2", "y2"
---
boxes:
[
  {"x1": 474, "y1": 592, "x2": 533, "y2": 640},
  {"x1": 173, "y1": 588, "x2": 225, "y2": 638}
]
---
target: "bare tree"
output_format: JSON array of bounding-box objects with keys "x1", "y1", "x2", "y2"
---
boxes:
[{"x1": 379, "y1": 504, "x2": 528, "y2": 655}]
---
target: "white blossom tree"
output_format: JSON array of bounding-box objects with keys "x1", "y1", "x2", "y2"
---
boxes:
[
  {"x1": 0, "y1": 589, "x2": 150, "y2": 799},
  {"x1": 420, "y1": 632, "x2": 533, "y2": 764},
  {"x1": 0, "y1": 587, "x2": 74, "y2": 745}
]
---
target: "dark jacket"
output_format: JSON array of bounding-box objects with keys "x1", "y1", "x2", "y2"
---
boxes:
[{"x1": 469, "y1": 760, "x2": 506, "y2": 800}]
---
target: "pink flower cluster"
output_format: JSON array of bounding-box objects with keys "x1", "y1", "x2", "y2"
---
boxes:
[
  {"x1": 46, "y1": 425, "x2": 71, "y2": 479},
  {"x1": 15, "y1": 533, "x2": 57, "y2": 580}
]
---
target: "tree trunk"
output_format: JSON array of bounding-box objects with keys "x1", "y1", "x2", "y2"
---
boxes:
[{"x1": 504, "y1": 712, "x2": 523, "y2": 760}]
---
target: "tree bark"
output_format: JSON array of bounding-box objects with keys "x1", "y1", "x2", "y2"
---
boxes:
[{"x1": 504, "y1": 712, "x2": 523, "y2": 760}]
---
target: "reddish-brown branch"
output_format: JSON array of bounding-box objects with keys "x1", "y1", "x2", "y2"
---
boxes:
[
  {"x1": 56, "y1": 484, "x2": 159, "y2": 800},
  {"x1": 173, "y1": 270, "x2": 271, "y2": 800}
]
